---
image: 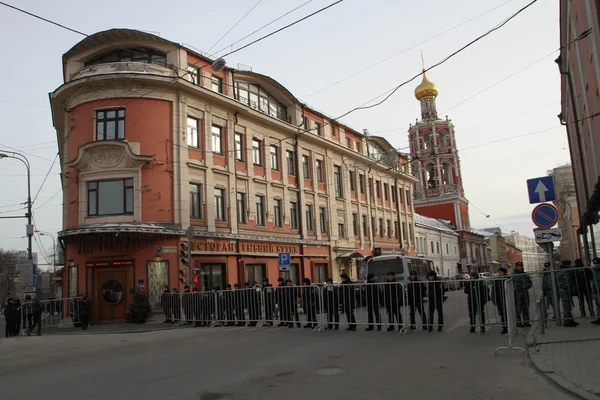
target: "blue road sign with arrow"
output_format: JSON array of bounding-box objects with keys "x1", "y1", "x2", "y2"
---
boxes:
[{"x1": 526, "y1": 176, "x2": 556, "y2": 204}]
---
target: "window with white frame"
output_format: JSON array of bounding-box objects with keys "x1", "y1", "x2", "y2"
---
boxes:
[
  {"x1": 187, "y1": 117, "x2": 199, "y2": 148},
  {"x1": 87, "y1": 178, "x2": 133, "y2": 216},
  {"x1": 212, "y1": 126, "x2": 223, "y2": 154}
]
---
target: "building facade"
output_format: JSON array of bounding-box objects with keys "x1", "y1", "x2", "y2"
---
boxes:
[
  {"x1": 407, "y1": 70, "x2": 486, "y2": 273},
  {"x1": 414, "y1": 214, "x2": 460, "y2": 277},
  {"x1": 504, "y1": 233, "x2": 546, "y2": 271},
  {"x1": 549, "y1": 164, "x2": 581, "y2": 261},
  {"x1": 50, "y1": 29, "x2": 417, "y2": 323},
  {"x1": 558, "y1": 0, "x2": 600, "y2": 263},
  {"x1": 506, "y1": 241, "x2": 524, "y2": 268}
]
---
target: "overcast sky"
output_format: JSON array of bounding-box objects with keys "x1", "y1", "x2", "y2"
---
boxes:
[{"x1": 0, "y1": 0, "x2": 568, "y2": 264}]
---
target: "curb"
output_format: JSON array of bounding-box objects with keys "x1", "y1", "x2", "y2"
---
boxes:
[
  {"x1": 42, "y1": 324, "x2": 192, "y2": 336},
  {"x1": 527, "y1": 337, "x2": 598, "y2": 400}
]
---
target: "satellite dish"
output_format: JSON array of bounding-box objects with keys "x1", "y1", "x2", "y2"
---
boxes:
[{"x1": 211, "y1": 58, "x2": 226, "y2": 72}]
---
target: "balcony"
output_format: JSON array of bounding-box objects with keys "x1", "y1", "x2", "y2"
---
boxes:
[{"x1": 70, "y1": 61, "x2": 177, "y2": 81}]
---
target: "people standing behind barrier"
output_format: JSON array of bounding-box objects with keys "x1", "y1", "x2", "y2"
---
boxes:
[
  {"x1": 302, "y1": 277, "x2": 319, "y2": 329},
  {"x1": 407, "y1": 271, "x2": 427, "y2": 331},
  {"x1": 340, "y1": 273, "x2": 357, "y2": 331},
  {"x1": 541, "y1": 262, "x2": 555, "y2": 315},
  {"x1": 182, "y1": 285, "x2": 193, "y2": 325},
  {"x1": 262, "y1": 279, "x2": 276, "y2": 326},
  {"x1": 383, "y1": 271, "x2": 403, "y2": 331},
  {"x1": 79, "y1": 296, "x2": 91, "y2": 330},
  {"x1": 161, "y1": 285, "x2": 172, "y2": 323},
  {"x1": 323, "y1": 278, "x2": 340, "y2": 330},
  {"x1": 427, "y1": 271, "x2": 445, "y2": 332},
  {"x1": 465, "y1": 271, "x2": 488, "y2": 334},
  {"x1": 191, "y1": 288, "x2": 201, "y2": 327},
  {"x1": 492, "y1": 267, "x2": 508, "y2": 334},
  {"x1": 199, "y1": 289, "x2": 212, "y2": 327},
  {"x1": 591, "y1": 258, "x2": 600, "y2": 325},
  {"x1": 4, "y1": 298, "x2": 14, "y2": 337},
  {"x1": 222, "y1": 284, "x2": 235, "y2": 326},
  {"x1": 512, "y1": 262, "x2": 532, "y2": 328},
  {"x1": 573, "y1": 259, "x2": 594, "y2": 317},
  {"x1": 232, "y1": 283, "x2": 246, "y2": 327},
  {"x1": 25, "y1": 298, "x2": 43, "y2": 336},
  {"x1": 284, "y1": 279, "x2": 302, "y2": 328},
  {"x1": 365, "y1": 273, "x2": 382, "y2": 331},
  {"x1": 558, "y1": 260, "x2": 579, "y2": 327},
  {"x1": 23, "y1": 295, "x2": 33, "y2": 331},
  {"x1": 275, "y1": 277, "x2": 287, "y2": 327},
  {"x1": 172, "y1": 288, "x2": 182, "y2": 324},
  {"x1": 247, "y1": 282, "x2": 261, "y2": 326}
]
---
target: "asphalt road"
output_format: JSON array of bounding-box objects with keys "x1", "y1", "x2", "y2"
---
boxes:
[{"x1": 1, "y1": 316, "x2": 573, "y2": 400}]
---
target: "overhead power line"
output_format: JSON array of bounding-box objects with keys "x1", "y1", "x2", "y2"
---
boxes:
[
  {"x1": 206, "y1": 0, "x2": 264, "y2": 54},
  {"x1": 302, "y1": 0, "x2": 518, "y2": 99},
  {"x1": 210, "y1": 0, "x2": 315, "y2": 57}
]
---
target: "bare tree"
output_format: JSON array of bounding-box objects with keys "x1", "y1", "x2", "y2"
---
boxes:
[{"x1": 0, "y1": 249, "x2": 20, "y2": 305}]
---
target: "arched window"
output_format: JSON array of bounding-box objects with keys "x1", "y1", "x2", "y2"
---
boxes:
[
  {"x1": 439, "y1": 133, "x2": 448, "y2": 147},
  {"x1": 235, "y1": 82, "x2": 288, "y2": 121},
  {"x1": 85, "y1": 48, "x2": 166, "y2": 67},
  {"x1": 423, "y1": 133, "x2": 432, "y2": 150},
  {"x1": 442, "y1": 163, "x2": 453, "y2": 185},
  {"x1": 425, "y1": 163, "x2": 436, "y2": 189}
]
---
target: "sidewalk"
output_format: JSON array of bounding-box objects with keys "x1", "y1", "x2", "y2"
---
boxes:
[
  {"x1": 527, "y1": 319, "x2": 600, "y2": 400},
  {"x1": 40, "y1": 318, "x2": 192, "y2": 336}
]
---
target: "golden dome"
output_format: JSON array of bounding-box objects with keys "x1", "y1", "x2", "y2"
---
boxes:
[{"x1": 414, "y1": 69, "x2": 439, "y2": 100}]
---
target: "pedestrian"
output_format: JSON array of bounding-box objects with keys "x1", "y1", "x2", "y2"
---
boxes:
[
  {"x1": 161, "y1": 285, "x2": 172, "y2": 323},
  {"x1": 182, "y1": 285, "x2": 193, "y2": 325},
  {"x1": 301, "y1": 277, "x2": 318, "y2": 329},
  {"x1": 23, "y1": 295, "x2": 33, "y2": 331},
  {"x1": 26, "y1": 298, "x2": 43, "y2": 336},
  {"x1": 407, "y1": 271, "x2": 427, "y2": 330},
  {"x1": 512, "y1": 262, "x2": 532, "y2": 328},
  {"x1": 541, "y1": 262, "x2": 555, "y2": 315},
  {"x1": 492, "y1": 267, "x2": 508, "y2": 334},
  {"x1": 558, "y1": 260, "x2": 579, "y2": 327},
  {"x1": 199, "y1": 289, "x2": 211, "y2": 327},
  {"x1": 323, "y1": 278, "x2": 340, "y2": 330},
  {"x1": 365, "y1": 273, "x2": 382, "y2": 331},
  {"x1": 232, "y1": 283, "x2": 246, "y2": 327},
  {"x1": 573, "y1": 259, "x2": 594, "y2": 317},
  {"x1": 340, "y1": 273, "x2": 357, "y2": 331},
  {"x1": 262, "y1": 278, "x2": 275, "y2": 326},
  {"x1": 591, "y1": 257, "x2": 600, "y2": 325},
  {"x1": 465, "y1": 271, "x2": 488, "y2": 334},
  {"x1": 12, "y1": 299, "x2": 22, "y2": 336},
  {"x1": 284, "y1": 279, "x2": 301, "y2": 328},
  {"x1": 275, "y1": 277, "x2": 287, "y2": 327},
  {"x1": 222, "y1": 284, "x2": 235, "y2": 326},
  {"x1": 4, "y1": 298, "x2": 14, "y2": 338},
  {"x1": 427, "y1": 271, "x2": 444, "y2": 332},
  {"x1": 79, "y1": 296, "x2": 91, "y2": 330},
  {"x1": 172, "y1": 288, "x2": 182, "y2": 324},
  {"x1": 383, "y1": 271, "x2": 403, "y2": 331}
]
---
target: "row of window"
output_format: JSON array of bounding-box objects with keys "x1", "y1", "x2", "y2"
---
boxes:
[
  {"x1": 415, "y1": 237, "x2": 458, "y2": 256},
  {"x1": 85, "y1": 177, "x2": 413, "y2": 241},
  {"x1": 186, "y1": 65, "x2": 223, "y2": 93}
]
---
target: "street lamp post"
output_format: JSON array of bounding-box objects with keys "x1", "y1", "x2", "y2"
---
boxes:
[
  {"x1": 36, "y1": 231, "x2": 57, "y2": 271},
  {"x1": 0, "y1": 151, "x2": 33, "y2": 260}
]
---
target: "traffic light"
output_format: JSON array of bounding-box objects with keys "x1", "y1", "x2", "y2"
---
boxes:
[
  {"x1": 192, "y1": 268, "x2": 200, "y2": 283},
  {"x1": 180, "y1": 242, "x2": 190, "y2": 266},
  {"x1": 178, "y1": 269, "x2": 187, "y2": 285}
]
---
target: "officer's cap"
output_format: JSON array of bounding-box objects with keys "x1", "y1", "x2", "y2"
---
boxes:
[
  {"x1": 262, "y1": 278, "x2": 269, "y2": 283},
  {"x1": 302, "y1": 277, "x2": 311, "y2": 284},
  {"x1": 410, "y1": 270, "x2": 417, "y2": 276},
  {"x1": 325, "y1": 277, "x2": 333, "y2": 283},
  {"x1": 593, "y1": 257, "x2": 600, "y2": 264},
  {"x1": 387, "y1": 271, "x2": 395, "y2": 276},
  {"x1": 544, "y1": 262, "x2": 550, "y2": 268},
  {"x1": 515, "y1": 262, "x2": 524, "y2": 267}
]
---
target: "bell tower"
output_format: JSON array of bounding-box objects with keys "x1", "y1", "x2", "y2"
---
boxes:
[{"x1": 408, "y1": 70, "x2": 470, "y2": 231}]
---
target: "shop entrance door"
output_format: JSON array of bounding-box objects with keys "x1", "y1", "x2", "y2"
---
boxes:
[{"x1": 95, "y1": 268, "x2": 130, "y2": 323}]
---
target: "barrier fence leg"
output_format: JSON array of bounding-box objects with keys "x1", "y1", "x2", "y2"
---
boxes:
[
  {"x1": 314, "y1": 285, "x2": 325, "y2": 332},
  {"x1": 495, "y1": 279, "x2": 527, "y2": 356}
]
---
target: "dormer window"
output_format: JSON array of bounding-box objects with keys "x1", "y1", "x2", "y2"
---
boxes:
[
  {"x1": 235, "y1": 82, "x2": 287, "y2": 121},
  {"x1": 85, "y1": 48, "x2": 166, "y2": 67}
]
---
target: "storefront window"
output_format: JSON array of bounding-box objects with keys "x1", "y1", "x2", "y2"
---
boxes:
[
  {"x1": 147, "y1": 260, "x2": 169, "y2": 312},
  {"x1": 201, "y1": 263, "x2": 226, "y2": 290},
  {"x1": 245, "y1": 264, "x2": 266, "y2": 284},
  {"x1": 68, "y1": 265, "x2": 78, "y2": 298},
  {"x1": 282, "y1": 263, "x2": 300, "y2": 285},
  {"x1": 313, "y1": 263, "x2": 327, "y2": 283}
]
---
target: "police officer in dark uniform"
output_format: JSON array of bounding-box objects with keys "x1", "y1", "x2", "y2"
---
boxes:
[
  {"x1": 233, "y1": 283, "x2": 246, "y2": 326},
  {"x1": 407, "y1": 271, "x2": 427, "y2": 330},
  {"x1": 222, "y1": 284, "x2": 235, "y2": 326},
  {"x1": 365, "y1": 273, "x2": 382, "y2": 331},
  {"x1": 340, "y1": 273, "x2": 357, "y2": 331},
  {"x1": 275, "y1": 277, "x2": 287, "y2": 326},
  {"x1": 182, "y1": 285, "x2": 193, "y2": 325},
  {"x1": 323, "y1": 278, "x2": 340, "y2": 330},
  {"x1": 383, "y1": 271, "x2": 403, "y2": 331},
  {"x1": 262, "y1": 278, "x2": 275, "y2": 326},
  {"x1": 493, "y1": 267, "x2": 508, "y2": 334},
  {"x1": 302, "y1": 277, "x2": 318, "y2": 328},
  {"x1": 161, "y1": 285, "x2": 172, "y2": 323}
]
